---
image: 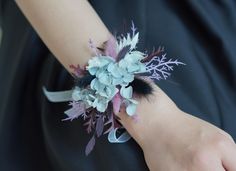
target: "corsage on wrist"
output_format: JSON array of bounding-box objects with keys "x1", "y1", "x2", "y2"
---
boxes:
[{"x1": 43, "y1": 22, "x2": 185, "y2": 155}]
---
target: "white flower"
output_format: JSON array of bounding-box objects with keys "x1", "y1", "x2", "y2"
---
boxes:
[{"x1": 116, "y1": 32, "x2": 139, "y2": 52}]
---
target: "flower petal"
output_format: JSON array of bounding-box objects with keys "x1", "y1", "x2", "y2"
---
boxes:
[
  {"x1": 112, "y1": 92, "x2": 122, "y2": 114},
  {"x1": 72, "y1": 89, "x2": 81, "y2": 101},
  {"x1": 122, "y1": 73, "x2": 134, "y2": 83},
  {"x1": 126, "y1": 102, "x2": 137, "y2": 116},
  {"x1": 96, "y1": 99, "x2": 108, "y2": 112},
  {"x1": 98, "y1": 72, "x2": 112, "y2": 85},
  {"x1": 120, "y1": 86, "x2": 133, "y2": 99}
]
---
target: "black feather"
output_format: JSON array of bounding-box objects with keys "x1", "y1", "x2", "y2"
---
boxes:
[
  {"x1": 129, "y1": 77, "x2": 154, "y2": 98},
  {"x1": 116, "y1": 45, "x2": 131, "y2": 61}
]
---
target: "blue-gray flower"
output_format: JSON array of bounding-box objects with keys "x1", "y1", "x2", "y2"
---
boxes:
[{"x1": 86, "y1": 56, "x2": 115, "y2": 75}]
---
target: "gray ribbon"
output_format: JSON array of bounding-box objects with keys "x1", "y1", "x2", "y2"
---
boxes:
[
  {"x1": 43, "y1": 87, "x2": 73, "y2": 102},
  {"x1": 108, "y1": 128, "x2": 131, "y2": 143}
]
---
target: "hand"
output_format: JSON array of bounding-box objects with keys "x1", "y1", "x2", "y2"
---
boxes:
[
  {"x1": 142, "y1": 110, "x2": 236, "y2": 171},
  {"x1": 119, "y1": 83, "x2": 236, "y2": 171}
]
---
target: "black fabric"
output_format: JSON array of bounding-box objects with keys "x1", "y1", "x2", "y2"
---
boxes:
[{"x1": 0, "y1": 0, "x2": 236, "y2": 170}]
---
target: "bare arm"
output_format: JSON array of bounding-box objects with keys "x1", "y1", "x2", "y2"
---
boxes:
[
  {"x1": 15, "y1": 1, "x2": 236, "y2": 170},
  {"x1": 14, "y1": 0, "x2": 167, "y2": 145},
  {"x1": 15, "y1": 0, "x2": 111, "y2": 71}
]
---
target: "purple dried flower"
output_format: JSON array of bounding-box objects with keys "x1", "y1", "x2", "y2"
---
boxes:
[
  {"x1": 105, "y1": 36, "x2": 117, "y2": 59},
  {"x1": 69, "y1": 64, "x2": 86, "y2": 78},
  {"x1": 103, "y1": 111, "x2": 121, "y2": 135},
  {"x1": 112, "y1": 92, "x2": 122, "y2": 114},
  {"x1": 141, "y1": 46, "x2": 165, "y2": 63},
  {"x1": 89, "y1": 39, "x2": 99, "y2": 56},
  {"x1": 95, "y1": 115, "x2": 104, "y2": 137},
  {"x1": 85, "y1": 135, "x2": 96, "y2": 156},
  {"x1": 62, "y1": 101, "x2": 86, "y2": 121},
  {"x1": 83, "y1": 114, "x2": 95, "y2": 134}
]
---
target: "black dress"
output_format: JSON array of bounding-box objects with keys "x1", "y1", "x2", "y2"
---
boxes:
[{"x1": 0, "y1": 0, "x2": 236, "y2": 171}]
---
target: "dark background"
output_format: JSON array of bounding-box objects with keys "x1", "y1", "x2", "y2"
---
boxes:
[{"x1": 0, "y1": 0, "x2": 236, "y2": 170}]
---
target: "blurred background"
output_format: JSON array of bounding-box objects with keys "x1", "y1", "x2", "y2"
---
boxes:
[{"x1": 0, "y1": 28, "x2": 2, "y2": 45}]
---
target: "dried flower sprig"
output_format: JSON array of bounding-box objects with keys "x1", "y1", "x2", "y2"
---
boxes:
[
  {"x1": 43, "y1": 22, "x2": 185, "y2": 156},
  {"x1": 144, "y1": 53, "x2": 185, "y2": 81}
]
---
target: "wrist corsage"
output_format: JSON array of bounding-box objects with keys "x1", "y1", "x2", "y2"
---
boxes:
[{"x1": 43, "y1": 22, "x2": 185, "y2": 155}]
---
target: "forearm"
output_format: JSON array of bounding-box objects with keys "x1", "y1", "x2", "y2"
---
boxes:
[
  {"x1": 15, "y1": 0, "x2": 183, "y2": 148},
  {"x1": 118, "y1": 81, "x2": 182, "y2": 147},
  {"x1": 15, "y1": 0, "x2": 111, "y2": 71}
]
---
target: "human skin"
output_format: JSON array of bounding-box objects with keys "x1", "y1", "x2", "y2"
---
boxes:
[{"x1": 15, "y1": 0, "x2": 236, "y2": 170}]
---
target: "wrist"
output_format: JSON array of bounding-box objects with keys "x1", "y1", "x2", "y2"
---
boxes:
[{"x1": 118, "y1": 83, "x2": 183, "y2": 148}]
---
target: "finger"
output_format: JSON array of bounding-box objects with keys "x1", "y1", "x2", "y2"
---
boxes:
[
  {"x1": 218, "y1": 166, "x2": 227, "y2": 171},
  {"x1": 218, "y1": 129, "x2": 235, "y2": 144},
  {"x1": 216, "y1": 165, "x2": 227, "y2": 171},
  {"x1": 221, "y1": 141, "x2": 236, "y2": 171},
  {"x1": 196, "y1": 161, "x2": 226, "y2": 171},
  {"x1": 202, "y1": 157, "x2": 226, "y2": 171}
]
